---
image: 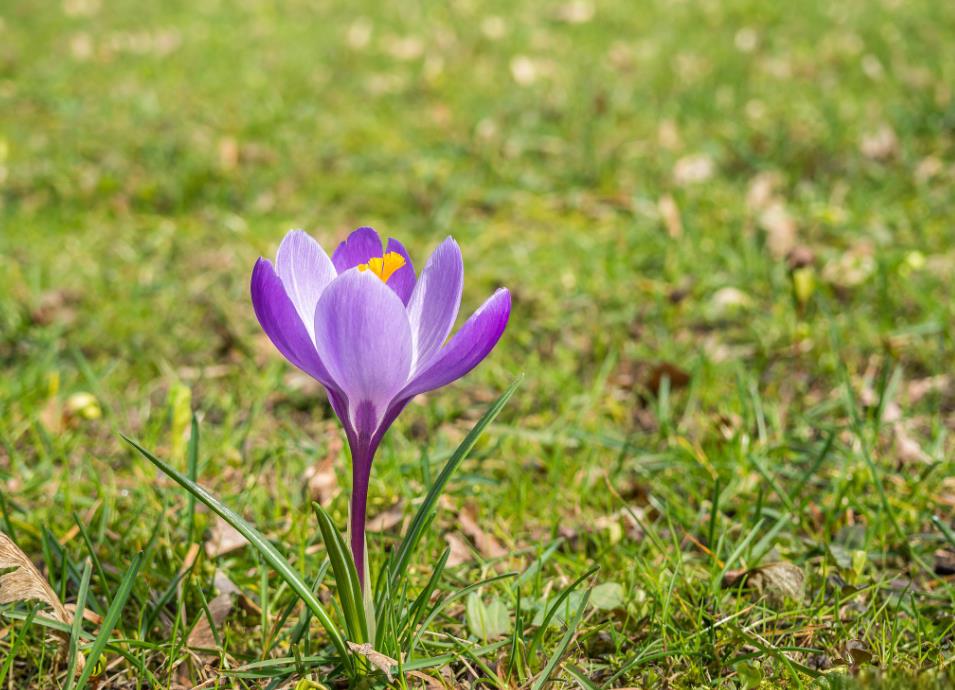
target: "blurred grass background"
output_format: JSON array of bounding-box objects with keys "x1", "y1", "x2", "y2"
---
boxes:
[{"x1": 1, "y1": 0, "x2": 954, "y2": 687}]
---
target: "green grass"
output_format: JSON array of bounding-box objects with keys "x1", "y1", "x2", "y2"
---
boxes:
[{"x1": 2, "y1": 0, "x2": 954, "y2": 686}]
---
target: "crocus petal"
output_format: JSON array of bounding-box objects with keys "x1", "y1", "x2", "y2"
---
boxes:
[
  {"x1": 313, "y1": 270, "x2": 414, "y2": 430},
  {"x1": 399, "y1": 287, "x2": 510, "y2": 400},
  {"x1": 384, "y1": 237, "x2": 416, "y2": 305},
  {"x1": 251, "y1": 258, "x2": 338, "y2": 390},
  {"x1": 406, "y1": 237, "x2": 464, "y2": 375},
  {"x1": 331, "y1": 227, "x2": 383, "y2": 273},
  {"x1": 275, "y1": 230, "x2": 337, "y2": 341}
]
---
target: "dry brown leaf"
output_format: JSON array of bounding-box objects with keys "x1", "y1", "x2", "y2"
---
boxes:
[
  {"x1": 860, "y1": 124, "x2": 898, "y2": 160},
  {"x1": 749, "y1": 562, "x2": 805, "y2": 603},
  {"x1": 746, "y1": 171, "x2": 781, "y2": 212},
  {"x1": 406, "y1": 669, "x2": 445, "y2": 689},
  {"x1": 445, "y1": 532, "x2": 473, "y2": 567},
  {"x1": 644, "y1": 362, "x2": 691, "y2": 396},
  {"x1": 304, "y1": 451, "x2": 340, "y2": 507},
  {"x1": 658, "y1": 195, "x2": 682, "y2": 238},
  {"x1": 458, "y1": 505, "x2": 507, "y2": 559},
  {"x1": 934, "y1": 549, "x2": 955, "y2": 576},
  {"x1": 555, "y1": 0, "x2": 594, "y2": 24},
  {"x1": 673, "y1": 153, "x2": 714, "y2": 186},
  {"x1": 893, "y1": 424, "x2": 928, "y2": 464},
  {"x1": 367, "y1": 502, "x2": 405, "y2": 533},
  {"x1": 844, "y1": 639, "x2": 874, "y2": 668},
  {"x1": 0, "y1": 531, "x2": 71, "y2": 625},
  {"x1": 907, "y1": 374, "x2": 950, "y2": 403},
  {"x1": 347, "y1": 642, "x2": 398, "y2": 681},
  {"x1": 205, "y1": 516, "x2": 248, "y2": 558},
  {"x1": 723, "y1": 561, "x2": 805, "y2": 603},
  {"x1": 759, "y1": 201, "x2": 797, "y2": 259}
]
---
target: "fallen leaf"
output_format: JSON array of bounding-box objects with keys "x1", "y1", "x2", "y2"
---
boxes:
[
  {"x1": 406, "y1": 669, "x2": 445, "y2": 689},
  {"x1": 347, "y1": 642, "x2": 398, "y2": 681},
  {"x1": 555, "y1": 0, "x2": 594, "y2": 24},
  {"x1": 304, "y1": 450, "x2": 340, "y2": 508},
  {"x1": 205, "y1": 517, "x2": 248, "y2": 558},
  {"x1": 673, "y1": 153, "x2": 714, "y2": 186},
  {"x1": 0, "y1": 531, "x2": 71, "y2": 625},
  {"x1": 746, "y1": 171, "x2": 780, "y2": 212},
  {"x1": 759, "y1": 201, "x2": 797, "y2": 259},
  {"x1": 894, "y1": 423, "x2": 928, "y2": 464},
  {"x1": 748, "y1": 562, "x2": 805, "y2": 603},
  {"x1": 366, "y1": 502, "x2": 404, "y2": 533},
  {"x1": 444, "y1": 533, "x2": 472, "y2": 567},
  {"x1": 708, "y1": 286, "x2": 752, "y2": 316},
  {"x1": 218, "y1": 137, "x2": 240, "y2": 170},
  {"x1": 658, "y1": 195, "x2": 682, "y2": 238},
  {"x1": 510, "y1": 55, "x2": 538, "y2": 85},
  {"x1": 860, "y1": 125, "x2": 898, "y2": 160},
  {"x1": 786, "y1": 245, "x2": 815, "y2": 270},
  {"x1": 723, "y1": 561, "x2": 805, "y2": 603},
  {"x1": 907, "y1": 375, "x2": 950, "y2": 404},
  {"x1": 644, "y1": 362, "x2": 691, "y2": 395},
  {"x1": 934, "y1": 549, "x2": 955, "y2": 576},
  {"x1": 0, "y1": 531, "x2": 80, "y2": 669},
  {"x1": 844, "y1": 639, "x2": 874, "y2": 668},
  {"x1": 657, "y1": 119, "x2": 681, "y2": 150},
  {"x1": 458, "y1": 505, "x2": 506, "y2": 559}
]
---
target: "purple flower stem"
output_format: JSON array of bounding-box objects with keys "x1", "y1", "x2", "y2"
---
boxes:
[{"x1": 350, "y1": 455, "x2": 370, "y2": 590}]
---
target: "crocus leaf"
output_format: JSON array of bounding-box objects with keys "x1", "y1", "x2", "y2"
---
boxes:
[
  {"x1": 73, "y1": 552, "x2": 142, "y2": 690},
  {"x1": 531, "y1": 587, "x2": 591, "y2": 690},
  {"x1": 123, "y1": 435, "x2": 354, "y2": 674},
  {"x1": 389, "y1": 375, "x2": 522, "y2": 587},
  {"x1": 313, "y1": 502, "x2": 368, "y2": 644}
]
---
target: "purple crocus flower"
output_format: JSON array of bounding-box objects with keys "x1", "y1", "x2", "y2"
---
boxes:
[{"x1": 251, "y1": 227, "x2": 510, "y2": 588}]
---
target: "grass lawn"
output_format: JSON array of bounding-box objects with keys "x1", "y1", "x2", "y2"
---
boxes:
[{"x1": 1, "y1": 0, "x2": 954, "y2": 687}]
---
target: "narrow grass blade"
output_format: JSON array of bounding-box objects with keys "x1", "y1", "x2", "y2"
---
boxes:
[
  {"x1": 531, "y1": 588, "x2": 590, "y2": 690},
  {"x1": 390, "y1": 376, "x2": 521, "y2": 585},
  {"x1": 0, "y1": 608, "x2": 36, "y2": 684},
  {"x1": 123, "y1": 435, "x2": 353, "y2": 674},
  {"x1": 400, "y1": 546, "x2": 450, "y2": 648},
  {"x1": 64, "y1": 559, "x2": 92, "y2": 690},
  {"x1": 186, "y1": 414, "x2": 200, "y2": 544},
  {"x1": 74, "y1": 551, "x2": 142, "y2": 690},
  {"x1": 72, "y1": 513, "x2": 111, "y2": 603},
  {"x1": 528, "y1": 566, "x2": 598, "y2": 660},
  {"x1": 564, "y1": 664, "x2": 600, "y2": 690}
]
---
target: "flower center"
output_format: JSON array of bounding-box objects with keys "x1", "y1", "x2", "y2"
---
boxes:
[{"x1": 358, "y1": 251, "x2": 406, "y2": 282}]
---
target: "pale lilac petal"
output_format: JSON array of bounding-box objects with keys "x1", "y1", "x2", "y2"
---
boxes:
[
  {"x1": 250, "y1": 258, "x2": 338, "y2": 390},
  {"x1": 399, "y1": 288, "x2": 510, "y2": 400},
  {"x1": 275, "y1": 230, "x2": 336, "y2": 341},
  {"x1": 331, "y1": 227, "x2": 382, "y2": 273},
  {"x1": 385, "y1": 237, "x2": 416, "y2": 305},
  {"x1": 406, "y1": 237, "x2": 463, "y2": 374},
  {"x1": 313, "y1": 270, "x2": 413, "y2": 430}
]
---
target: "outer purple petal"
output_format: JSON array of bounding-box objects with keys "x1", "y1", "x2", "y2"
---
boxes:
[
  {"x1": 274, "y1": 230, "x2": 336, "y2": 341},
  {"x1": 399, "y1": 287, "x2": 510, "y2": 400},
  {"x1": 313, "y1": 269, "x2": 413, "y2": 430},
  {"x1": 251, "y1": 258, "x2": 338, "y2": 390},
  {"x1": 384, "y1": 237, "x2": 416, "y2": 305},
  {"x1": 331, "y1": 227, "x2": 382, "y2": 273},
  {"x1": 406, "y1": 237, "x2": 463, "y2": 375}
]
